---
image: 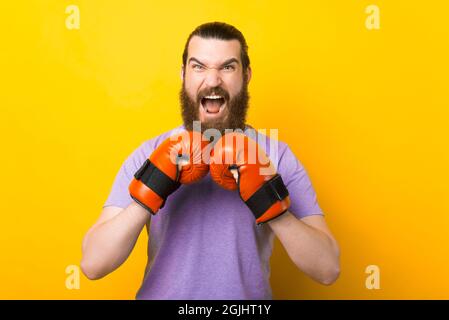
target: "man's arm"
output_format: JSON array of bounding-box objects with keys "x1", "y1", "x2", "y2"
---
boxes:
[
  {"x1": 80, "y1": 202, "x2": 150, "y2": 280},
  {"x1": 268, "y1": 212, "x2": 340, "y2": 285}
]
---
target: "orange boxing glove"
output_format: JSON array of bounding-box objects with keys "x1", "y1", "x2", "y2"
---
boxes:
[
  {"x1": 210, "y1": 132, "x2": 290, "y2": 225},
  {"x1": 129, "y1": 130, "x2": 210, "y2": 214}
]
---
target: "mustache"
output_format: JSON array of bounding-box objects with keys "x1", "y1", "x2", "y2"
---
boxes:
[{"x1": 197, "y1": 87, "x2": 230, "y2": 103}]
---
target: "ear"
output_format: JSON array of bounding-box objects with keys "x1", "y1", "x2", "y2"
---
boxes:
[
  {"x1": 246, "y1": 67, "x2": 252, "y2": 83},
  {"x1": 180, "y1": 65, "x2": 185, "y2": 81}
]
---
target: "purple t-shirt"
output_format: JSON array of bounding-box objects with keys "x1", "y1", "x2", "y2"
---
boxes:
[{"x1": 104, "y1": 125, "x2": 323, "y2": 300}]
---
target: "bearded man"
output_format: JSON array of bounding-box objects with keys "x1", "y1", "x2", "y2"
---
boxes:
[{"x1": 81, "y1": 22, "x2": 340, "y2": 300}]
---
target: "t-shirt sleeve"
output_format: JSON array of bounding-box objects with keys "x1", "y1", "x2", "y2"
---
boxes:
[
  {"x1": 277, "y1": 144, "x2": 324, "y2": 219},
  {"x1": 103, "y1": 142, "x2": 150, "y2": 209}
]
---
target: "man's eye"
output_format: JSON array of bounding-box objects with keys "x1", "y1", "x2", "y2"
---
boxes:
[
  {"x1": 192, "y1": 64, "x2": 204, "y2": 71},
  {"x1": 223, "y1": 65, "x2": 235, "y2": 71}
]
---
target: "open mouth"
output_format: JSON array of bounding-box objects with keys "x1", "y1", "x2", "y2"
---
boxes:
[{"x1": 200, "y1": 95, "x2": 226, "y2": 114}]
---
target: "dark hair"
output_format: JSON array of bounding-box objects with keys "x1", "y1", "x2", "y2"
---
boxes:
[{"x1": 182, "y1": 22, "x2": 250, "y2": 71}]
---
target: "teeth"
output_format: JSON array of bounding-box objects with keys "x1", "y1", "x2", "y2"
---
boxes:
[{"x1": 204, "y1": 95, "x2": 223, "y2": 99}]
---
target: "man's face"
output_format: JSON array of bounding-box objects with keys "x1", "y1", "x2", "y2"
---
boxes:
[{"x1": 180, "y1": 36, "x2": 251, "y2": 133}]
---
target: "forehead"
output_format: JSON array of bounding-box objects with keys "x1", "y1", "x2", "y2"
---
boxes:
[{"x1": 187, "y1": 36, "x2": 241, "y2": 65}]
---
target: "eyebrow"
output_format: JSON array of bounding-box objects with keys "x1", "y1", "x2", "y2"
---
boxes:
[{"x1": 188, "y1": 57, "x2": 240, "y2": 67}]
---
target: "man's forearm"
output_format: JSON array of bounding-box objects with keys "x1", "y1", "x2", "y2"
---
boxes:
[
  {"x1": 81, "y1": 202, "x2": 150, "y2": 279},
  {"x1": 268, "y1": 211, "x2": 340, "y2": 285}
]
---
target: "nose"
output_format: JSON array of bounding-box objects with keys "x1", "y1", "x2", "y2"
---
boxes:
[{"x1": 204, "y1": 68, "x2": 223, "y2": 88}]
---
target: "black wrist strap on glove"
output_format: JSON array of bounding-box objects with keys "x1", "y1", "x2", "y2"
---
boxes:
[
  {"x1": 134, "y1": 159, "x2": 181, "y2": 201},
  {"x1": 244, "y1": 174, "x2": 289, "y2": 220}
]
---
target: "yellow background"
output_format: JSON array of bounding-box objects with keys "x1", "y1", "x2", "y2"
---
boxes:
[{"x1": 1, "y1": 0, "x2": 448, "y2": 299}]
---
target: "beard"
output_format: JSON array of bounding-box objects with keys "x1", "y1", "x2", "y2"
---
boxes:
[{"x1": 180, "y1": 74, "x2": 250, "y2": 135}]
